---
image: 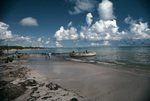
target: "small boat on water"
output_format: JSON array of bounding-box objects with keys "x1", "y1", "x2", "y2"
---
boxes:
[{"x1": 69, "y1": 52, "x2": 96, "y2": 57}]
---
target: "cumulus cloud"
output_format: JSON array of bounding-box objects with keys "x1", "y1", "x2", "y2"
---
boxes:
[
  {"x1": 37, "y1": 37, "x2": 51, "y2": 46},
  {"x1": 0, "y1": 22, "x2": 50, "y2": 47},
  {"x1": 98, "y1": 0, "x2": 116, "y2": 20},
  {"x1": 0, "y1": 22, "x2": 32, "y2": 46},
  {"x1": 129, "y1": 20, "x2": 150, "y2": 39},
  {"x1": 55, "y1": 41, "x2": 62, "y2": 47},
  {"x1": 54, "y1": 26, "x2": 78, "y2": 40},
  {"x1": 90, "y1": 41, "x2": 110, "y2": 46},
  {"x1": 56, "y1": 0, "x2": 119, "y2": 42},
  {"x1": 80, "y1": 16, "x2": 150, "y2": 42},
  {"x1": 19, "y1": 17, "x2": 38, "y2": 26},
  {"x1": 78, "y1": 0, "x2": 150, "y2": 42},
  {"x1": 68, "y1": 0, "x2": 96, "y2": 15},
  {"x1": 124, "y1": 16, "x2": 137, "y2": 24},
  {"x1": 123, "y1": 16, "x2": 150, "y2": 40},
  {"x1": 78, "y1": 0, "x2": 119, "y2": 41},
  {"x1": 54, "y1": 0, "x2": 150, "y2": 47},
  {"x1": 90, "y1": 43, "x2": 100, "y2": 46},
  {"x1": 102, "y1": 41, "x2": 110, "y2": 45},
  {"x1": 0, "y1": 22, "x2": 13, "y2": 40},
  {"x1": 80, "y1": 19, "x2": 120, "y2": 40},
  {"x1": 45, "y1": 38, "x2": 50, "y2": 44},
  {"x1": 86, "y1": 13, "x2": 93, "y2": 27},
  {"x1": 37, "y1": 38, "x2": 42, "y2": 42}
]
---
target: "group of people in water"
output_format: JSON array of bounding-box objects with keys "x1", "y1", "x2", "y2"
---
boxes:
[
  {"x1": 13, "y1": 51, "x2": 18, "y2": 59},
  {"x1": 1, "y1": 50, "x2": 51, "y2": 60},
  {"x1": 45, "y1": 51, "x2": 51, "y2": 59},
  {"x1": 0, "y1": 51, "x2": 19, "y2": 63},
  {"x1": 1, "y1": 50, "x2": 90, "y2": 60}
]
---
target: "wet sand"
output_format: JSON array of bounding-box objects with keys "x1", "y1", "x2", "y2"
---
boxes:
[{"x1": 26, "y1": 54, "x2": 150, "y2": 101}]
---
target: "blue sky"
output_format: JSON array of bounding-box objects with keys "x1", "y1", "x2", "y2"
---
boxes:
[{"x1": 0, "y1": 0, "x2": 150, "y2": 47}]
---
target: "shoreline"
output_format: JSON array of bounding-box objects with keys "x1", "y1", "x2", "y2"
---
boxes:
[
  {"x1": 0, "y1": 54, "x2": 83, "y2": 101},
  {"x1": 4, "y1": 48, "x2": 46, "y2": 52},
  {"x1": 26, "y1": 54, "x2": 150, "y2": 101},
  {"x1": 1, "y1": 54, "x2": 150, "y2": 101}
]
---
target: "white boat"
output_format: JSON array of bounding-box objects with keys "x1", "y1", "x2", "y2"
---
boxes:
[{"x1": 69, "y1": 52, "x2": 96, "y2": 57}]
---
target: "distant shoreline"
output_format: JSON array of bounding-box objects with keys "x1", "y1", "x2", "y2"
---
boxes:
[
  {"x1": 4, "y1": 48, "x2": 45, "y2": 52},
  {"x1": 26, "y1": 54, "x2": 150, "y2": 101},
  {"x1": 0, "y1": 45, "x2": 47, "y2": 52}
]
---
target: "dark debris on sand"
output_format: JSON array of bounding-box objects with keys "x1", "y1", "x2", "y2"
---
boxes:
[{"x1": 0, "y1": 54, "x2": 82, "y2": 101}]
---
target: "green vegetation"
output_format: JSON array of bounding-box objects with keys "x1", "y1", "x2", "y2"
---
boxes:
[{"x1": 0, "y1": 45, "x2": 45, "y2": 51}]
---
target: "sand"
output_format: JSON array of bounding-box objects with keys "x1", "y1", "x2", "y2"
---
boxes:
[
  {"x1": 0, "y1": 54, "x2": 82, "y2": 101},
  {"x1": 25, "y1": 54, "x2": 150, "y2": 101},
  {"x1": 1, "y1": 54, "x2": 150, "y2": 101}
]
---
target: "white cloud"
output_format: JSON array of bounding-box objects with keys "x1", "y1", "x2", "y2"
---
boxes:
[
  {"x1": 123, "y1": 16, "x2": 150, "y2": 39},
  {"x1": 81, "y1": 16, "x2": 150, "y2": 41},
  {"x1": 90, "y1": 41, "x2": 110, "y2": 46},
  {"x1": 79, "y1": 15, "x2": 150, "y2": 42},
  {"x1": 36, "y1": 37, "x2": 51, "y2": 46},
  {"x1": 19, "y1": 17, "x2": 38, "y2": 26},
  {"x1": 54, "y1": 26, "x2": 78, "y2": 40},
  {"x1": 80, "y1": 19, "x2": 120, "y2": 40},
  {"x1": 55, "y1": 41, "x2": 62, "y2": 47},
  {"x1": 98, "y1": 0, "x2": 116, "y2": 20},
  {"x1": 37, "y1": 38, "x2": 42, "y2": 42},
  {"x1": 45, "y1": 41, "x2": 49, "y2": 44},
  {"x1": 0, "y1": 22, "x2": 13, "y2": 40},
  {"x1": 86, "y1": 13, "x2": 93, "y2": 27},
  {"x1": 102, "y1": 41, "x2": 110, "y2": 45},
  {"x1": 68, "y1": 0, "x2": 96, "y2": 15},
  {"x1": 0, "y1": 22, "x2": 9, "y2": 30},
  {"x1": 124, "y1": 16, "x2": 137, "y2": 24},
  {"x1": 129, "y1": 21, "x2": 150, "y2": 39},
  {"x1": 68, "y1": 21, "x2": 72, "y2": 27},
  {"x1": 0, "y1": 22, "x2": 51, "y2": 47},
  {"x1": 90, "y1": 43, "x2": 100, "y2": 46},
  {"x1": 54, "y1": 0, "x2": 150, "y2": 47},
  {"x1": 78, "y1": 0, "x2": 120, "y2": 41},
  {"x1": 0, "y1": 22, "x2": 33, "y2": 46},
  {"x1": 45, "y1": 38, "x2": 50, "y2": 44},
  {"x1": 80, "y1": 32, "x2": 85, "y2": 39},
  {"x1": 78, "y1": 1, "x2": 150, "y2": 42}
]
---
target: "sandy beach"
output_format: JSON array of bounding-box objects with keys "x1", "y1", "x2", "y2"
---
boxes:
[
  {"x1": 0, "y1": 54, "x2": 150, "y2": 101},
  {"x1": 0, "y1": 54, "x2": 83, "y2": 101},
  {"x1": 25, "y1": 54, "x2": 150, "y2": 101}
]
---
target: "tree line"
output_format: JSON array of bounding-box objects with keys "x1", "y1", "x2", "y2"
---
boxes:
[{"x1": 0, "y1": 45, "x2": 45, "y2": 50}]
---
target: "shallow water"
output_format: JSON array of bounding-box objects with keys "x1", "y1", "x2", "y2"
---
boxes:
[
  {"x1": 25, "y1": 54, "x2": 150, "y2": 101},
  {"x1": 12, "y1": 46, "x2": 150, "y2": 70}
]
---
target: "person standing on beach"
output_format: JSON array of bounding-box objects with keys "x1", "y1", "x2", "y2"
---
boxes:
[
  {"x1": 48, "y1": 51, "x2": 51, "y2": 59},
  {"x1": 85, "y1": 50, "x2": 88, "y2": 53},
  {"x1": 14, "y1": 51, "x2": 18, "y2": 59}
]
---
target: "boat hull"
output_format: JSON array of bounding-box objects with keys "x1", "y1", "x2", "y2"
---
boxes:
[{"x1": 69, "y1": 52, "x2": 96, "y2": 57}]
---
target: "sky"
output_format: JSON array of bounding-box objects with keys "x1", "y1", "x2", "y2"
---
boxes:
[{"x1": 0, "y1": 0, "x2": 150, "y2": 47}]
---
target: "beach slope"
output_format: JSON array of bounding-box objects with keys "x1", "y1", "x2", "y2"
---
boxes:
[
  {"x1": 0, "y1": 54, "x2": 83, "y2": 101},
  {"x1": 26, "y1": 54, "x2": 150, "y2": 101}
]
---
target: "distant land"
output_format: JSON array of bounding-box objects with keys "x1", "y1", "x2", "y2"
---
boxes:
[{"x1": 0, "y1": 45, "x2": 46, "y2": 51}]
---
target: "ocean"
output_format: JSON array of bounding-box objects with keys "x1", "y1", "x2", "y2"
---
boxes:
[{"x1": 10, "y1": 46, "x2": 150, "y2": 71}]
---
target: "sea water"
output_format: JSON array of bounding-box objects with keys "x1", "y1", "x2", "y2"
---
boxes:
[{"x1": 10, "y1": 46, "x2": 150, "y2": 70}]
